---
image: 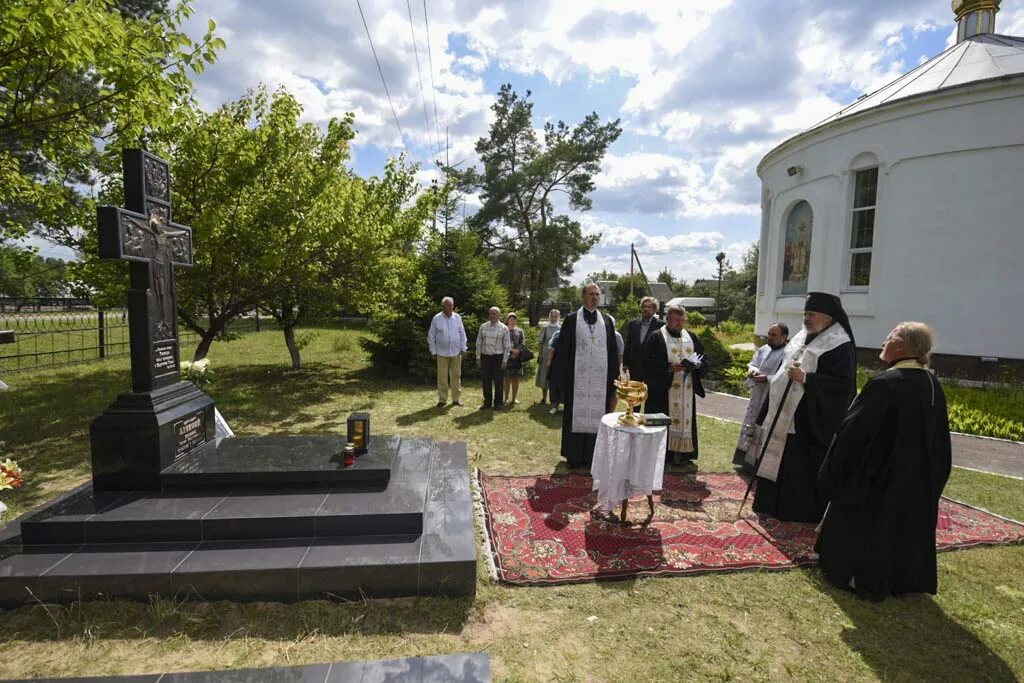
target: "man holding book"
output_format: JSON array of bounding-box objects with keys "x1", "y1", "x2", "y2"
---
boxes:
[{"x1": 642, "y1": 303, "x2": 709, "y2": 465}]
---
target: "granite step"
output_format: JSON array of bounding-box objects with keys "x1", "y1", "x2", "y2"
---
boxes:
[
  {"x1": 160, "y1": 434, "x2": 399, "y2": 491},
  {"x1": 17, "y1": 485, "x2": 426, "y2": 545},
  {"x1": 19, "y1": 436, "x2": 434, "y2": 545}
]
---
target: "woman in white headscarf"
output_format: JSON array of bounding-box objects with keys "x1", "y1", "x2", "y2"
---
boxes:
[{"x1": 536, "y1": 308, "x2": 561, "y2": 404}]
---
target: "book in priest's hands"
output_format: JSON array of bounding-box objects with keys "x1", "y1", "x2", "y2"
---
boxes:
[{"x1": 641, "y1": 412, "x2": 671, "y2": 426}]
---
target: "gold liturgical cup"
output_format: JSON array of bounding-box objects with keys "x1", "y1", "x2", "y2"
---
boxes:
[{"x1": 614, "y1": 380, "x2": 648, "y2": 427}]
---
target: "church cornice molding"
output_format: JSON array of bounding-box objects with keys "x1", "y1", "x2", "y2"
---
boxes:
[{"x1": 758, "y1": 75, "x2": 1024, "y2": 177}]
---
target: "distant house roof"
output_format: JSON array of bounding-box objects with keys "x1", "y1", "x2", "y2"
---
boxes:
[{"x1": 646, "y1": 282, "x2": 674, "y2": 303}]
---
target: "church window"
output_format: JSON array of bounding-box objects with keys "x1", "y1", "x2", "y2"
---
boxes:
[
  {"x1": 848, "y1": 167, "x2": 877, "y2": 287},
  {"x1": 781, "y1": 201, "x2": 812, "y2": 296}
]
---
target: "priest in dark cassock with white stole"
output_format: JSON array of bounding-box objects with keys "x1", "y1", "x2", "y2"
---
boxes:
[
  {"x1": 550, "y1": 283, "x2": 619, "y2": 468},
  {"x1": 642, "y1": 303, "x2": 708, "y2": 465},
  {"x1": 752, "y1": 292, "x2": 856, "y2": 523},
  {"x1": 816, "y1": 321, "x2": 952, "y2": 600}
]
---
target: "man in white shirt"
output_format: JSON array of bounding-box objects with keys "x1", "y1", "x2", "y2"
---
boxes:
[
  {"x1": 475, "y1": 306, "x2": 511, "y2": 409},
  {"x1": 427, "y1": 296, "x2": 468, "y2": 406}
]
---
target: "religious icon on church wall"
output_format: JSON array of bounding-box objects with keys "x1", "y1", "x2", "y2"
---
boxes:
[{"x1": 781, "y1": 200, "x2": 813, "y2": 295}]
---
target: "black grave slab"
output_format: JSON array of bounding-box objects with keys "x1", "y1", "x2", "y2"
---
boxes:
[
  {"x1": 0, "y1": 653, "x2": 493, "y2": 683},
  {"x1": 161, "y1": 434, "x2": 398, "y2": 491},
  {"x1": 0, "y1": 436, "x2": 477, "y2": 607}
]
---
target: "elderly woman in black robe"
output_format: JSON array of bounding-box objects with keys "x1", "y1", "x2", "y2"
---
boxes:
[{"x1": 816, "y1": 321, "x2": 952, "y2": 600}]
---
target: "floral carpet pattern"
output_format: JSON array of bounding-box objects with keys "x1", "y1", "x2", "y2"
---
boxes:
[{"x1": 477, "y1": 471, "x2": 1024, "y2": 585}]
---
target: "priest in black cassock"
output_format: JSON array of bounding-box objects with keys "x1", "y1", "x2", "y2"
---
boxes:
[
  {"x1": 549, "y1": 283, "x2": 619, "y2": 468},
  {"x1": 816, "y1": 321, "x2": 952, "y2": 600},
  {"x1": 642, "y1": 303, "x2": 708, "y2": 465},
  {"x1": 752, "y1": 292, "x2": 856, "y2": 522}
]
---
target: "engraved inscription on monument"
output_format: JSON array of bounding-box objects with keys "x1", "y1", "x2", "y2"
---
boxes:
[
  {"x1": 154, "y1": 342, "x2": 177, "y2": 375},
  {"x1": 174, "y1": 412, "x2": 206, "y2": 459}
]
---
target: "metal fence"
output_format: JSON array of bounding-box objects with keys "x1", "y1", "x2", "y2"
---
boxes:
[{"x1": 0, "y1": 298, "x2": 205, "y2": 373}]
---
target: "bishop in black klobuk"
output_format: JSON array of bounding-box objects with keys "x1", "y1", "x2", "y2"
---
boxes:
[{"x1": 90, "y1": 149, "x2": 215, "y2": 491}]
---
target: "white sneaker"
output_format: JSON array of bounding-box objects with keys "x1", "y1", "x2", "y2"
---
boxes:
[{"x1": 549, "y1": 407, "x2": 558, "y2": 415}]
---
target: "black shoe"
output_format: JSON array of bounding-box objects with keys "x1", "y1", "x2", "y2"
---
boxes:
[
  {"x1": 436, "y1": 400, "x2": 446, "y2": 407},
  {"x1": 494, "y1": 403, "x2": 504, "y2": 410}
]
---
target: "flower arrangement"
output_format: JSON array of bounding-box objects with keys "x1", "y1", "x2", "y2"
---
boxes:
[
  {"x1": 0, "y1": 458, "x2": 24, "y2": 523},
  {"x1": 180, "y1": 358, "x2": 213, "y2": 389}
]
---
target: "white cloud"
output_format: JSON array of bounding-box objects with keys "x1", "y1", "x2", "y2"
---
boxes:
[
  {"x1": 1004, "y1": 6, "x2": 1024, "y2": 36},
  {"x1": 172, "y1": 0, "x2": 1012, "y2": 278}
]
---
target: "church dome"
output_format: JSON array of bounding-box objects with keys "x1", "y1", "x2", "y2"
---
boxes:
[{"x1": 807, "y1": 32, "x2": 1024, "y2": 132}]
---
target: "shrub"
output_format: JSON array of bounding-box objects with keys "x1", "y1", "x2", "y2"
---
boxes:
[
  {"x1": 696, "y1": 327, "x2": 732, "y2": 380},
  {"x1": 719, "y1": 319, "x2": 746, "y2": 335},
  {"x1": 687, "y1": 310, "x2": 707, "y2": 327},
  {"x1": 947, "y1": 404, "x2": 1024, "y2": 441}
]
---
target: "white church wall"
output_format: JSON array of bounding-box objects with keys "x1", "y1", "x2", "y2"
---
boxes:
[{"x1": 756, "y1": 81, "x2": 1024, "y2": 362}]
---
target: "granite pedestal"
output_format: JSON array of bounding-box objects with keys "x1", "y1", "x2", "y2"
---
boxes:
[{"x1": 0, "y1": 435, "x2": 477, "y2": 606}]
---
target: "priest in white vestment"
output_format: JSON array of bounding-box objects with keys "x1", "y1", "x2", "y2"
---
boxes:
[
  {"x1": 642, "y1": 304, "x2": 709, "y2": 465},
  {"x1": 549, "y1": 283, "x2": 619, "y2": 468},
  {"x1": 732, "y1": 323, "x2": 789, "y2": 471}
]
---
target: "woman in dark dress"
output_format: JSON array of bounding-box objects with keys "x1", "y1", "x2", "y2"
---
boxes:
[
  {"x1": 503, "y1": 313, "x2": 526, "y2": 406},
  {"x1": 817, "y1": 321, "x2": 952, "y2": 600}
]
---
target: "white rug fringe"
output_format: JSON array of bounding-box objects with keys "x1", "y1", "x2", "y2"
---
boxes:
[{"x1": 471, "y1": 468, "x2": 499, "y2": 582}]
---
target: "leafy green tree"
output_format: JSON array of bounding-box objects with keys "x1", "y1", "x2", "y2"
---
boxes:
[
  {"x1": 611, "y1": 273, "x2": 649, "y2": 304},
  {"x1": 612, "y1": 294, "x2": 641, "y2": 334},
  {"x1": 164, "y1": 86, "x2": 422, "y2": 364},
  {"x1": 263, "y1": 155, "x2": 429, "y2": 369},
  {"x1": 720, "y1": 242, "x2": 758, "y2": 323},
  {"x1": 0, "y1": 0, "x2": 223, "y2": 250},
  {"x1": 363, "y1": 226, "x2": 506, "y2": 382},
  {"x1": 555, "y1": 283, "x2": 580, "y2": 305},
  {"x1": 0, "y1": 247, "x2": 68, "y2": 297},
  {"x1": 657, "y1": 268, "x2": 675, "y2": 288},
  {"x1": 449, "y1": 84, "x2": 621, "y2": 325},
  {"x1": 586, "y1": 269, "x2": 619, "y2": 283}
]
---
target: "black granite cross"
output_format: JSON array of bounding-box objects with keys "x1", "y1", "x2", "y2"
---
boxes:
[{"x1": 98, "y1": 150, "x2": 194, "y2": 392}]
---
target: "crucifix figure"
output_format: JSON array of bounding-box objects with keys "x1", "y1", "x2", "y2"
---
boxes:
[
  {"x1": 98, "y1": 150, "x2": 194, "y2": 392},
  {"x1": 121, "y1": 212, "x2": 191, "y2": 340}
]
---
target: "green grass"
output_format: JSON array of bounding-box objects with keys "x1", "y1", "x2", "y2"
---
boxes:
[{"x1": 1, "y1": 325, "x2": 1022, "y2": 681}]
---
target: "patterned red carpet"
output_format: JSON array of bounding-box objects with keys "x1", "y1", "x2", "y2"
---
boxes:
[{"x1": 477, "y1": 471, "x2": 1024, "y2": 585}]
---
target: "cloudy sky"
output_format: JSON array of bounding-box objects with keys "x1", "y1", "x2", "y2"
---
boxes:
[{"x1": 156, "y1": 1, "x2": 1019, "y2": 283}]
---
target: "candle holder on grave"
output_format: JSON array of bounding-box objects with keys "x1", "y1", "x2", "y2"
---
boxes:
[{"x1": 347, "y1": 413, "x2": 370, "y2": 455}]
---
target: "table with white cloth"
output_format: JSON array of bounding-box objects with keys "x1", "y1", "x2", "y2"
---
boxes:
[{"x1": 591, "y1": 412, "x2": 668, "y2": 523}]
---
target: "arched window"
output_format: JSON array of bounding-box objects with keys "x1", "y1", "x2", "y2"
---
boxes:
[{"x1": 781, "y1": 201, "x2": 812, "y2": 296}]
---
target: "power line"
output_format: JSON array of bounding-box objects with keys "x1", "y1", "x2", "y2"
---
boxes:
[
  {"x1": 422, "y1": 0, "x2": 443, "y2": 160},
  {"x1": 355, "y1": 0, "x2": 410, "y2": 156},
  {"x1": 406, "y1": 0, "x2": 436, "y2": 157}
]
